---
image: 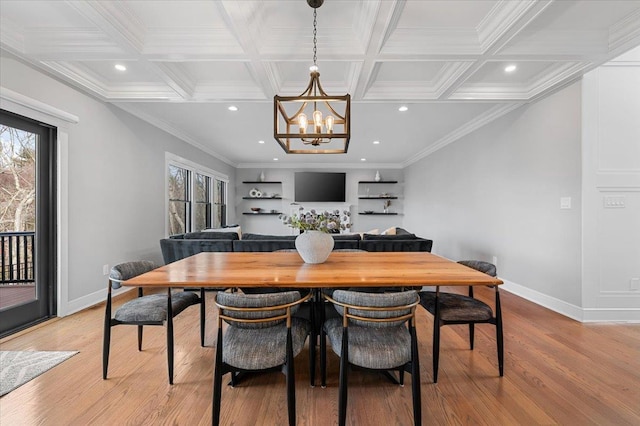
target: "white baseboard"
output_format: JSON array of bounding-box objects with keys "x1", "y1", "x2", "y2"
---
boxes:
[
  {"x1": 59, "y1": 286, "x2": 134, "y2": 317},
  {"x1": 501, "y1": 279, "x2": 640, "y2": 323}
]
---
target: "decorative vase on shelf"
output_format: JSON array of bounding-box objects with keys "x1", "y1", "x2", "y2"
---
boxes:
[
  {"x1": 295, "y1": 231, "x2": 334, "y2": 264},
  {"x1": 259, "y1": 171, "x2": 265, "y2": 182},
  {"x1": 374, "y1": 170, "x2": 381, "y2": 182}
]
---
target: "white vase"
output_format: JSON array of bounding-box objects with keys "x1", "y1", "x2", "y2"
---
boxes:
[
  {"x1": 259, "y1": 171, "x2": 265, "y2": 182},
  {"x1": 295, "y1": 231, "x2": 334, "y2": 264},
  {"x1": 374, "y1": 170, "x2": 381, "y2": 182}
]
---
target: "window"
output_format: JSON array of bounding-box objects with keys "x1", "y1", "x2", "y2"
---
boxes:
[{"x1": 166, "y1": 154, "x2": 228, "y2": 236}]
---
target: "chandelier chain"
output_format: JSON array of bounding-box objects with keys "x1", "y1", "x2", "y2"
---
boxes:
[{"x1": 313, "y1": 9, "x2": 317, "y2": 66}]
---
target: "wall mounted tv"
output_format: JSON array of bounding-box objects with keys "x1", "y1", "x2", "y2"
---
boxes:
[{"x1": 294, "y1": 172, "x2": 346, "y2": 202}]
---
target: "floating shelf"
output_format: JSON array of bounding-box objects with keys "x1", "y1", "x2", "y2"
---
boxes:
[
  {"x1": 358, "y1": 181, "x2": 398, "y2": 184},
  {"x1": 358, "y1": 212, "x2": 399, "y2": 215},
  {"x1": 242, "y1": 181, "x2": 282, "y2": 184},
  {"x1": 242, "y1": 197, "x2": 282, "y2": 200},
  {"x1": 358, "y1": 196, "x2": 398, "y2": 200},
  {"x1": 242, "y1": 212, "x2": 282, "y2": 215}
]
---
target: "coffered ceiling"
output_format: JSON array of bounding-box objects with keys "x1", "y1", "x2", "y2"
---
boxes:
[{"x1": 1, "y1": 0, "x2": 639, "y2": 167}]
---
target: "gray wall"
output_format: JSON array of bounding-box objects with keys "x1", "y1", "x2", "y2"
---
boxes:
[
  {"x1": 1, "y1": 55, "x2": 236, "y2": 313},
  {"x1": 404, "y1": 82, "x2": 583, "y2": 307},
  {"x1": 236, "y1": 168, "x2": 404, "y2": 235}
]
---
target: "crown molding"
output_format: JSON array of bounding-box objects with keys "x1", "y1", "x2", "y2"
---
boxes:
[
  {"x1": 0, "y1": 87, "x2": 79, "y2": 124},
  {"x1": 403, "y1": 103, "x2": 523, "y2": 167},
  {"x1": 608, "y1": 8, "x2": 640, "y2": 54},
  {"x1": 114, "y1": 103, "x2": 236, "y2": 167}
]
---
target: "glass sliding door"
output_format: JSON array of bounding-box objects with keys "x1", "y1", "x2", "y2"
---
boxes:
[{"x1": 0, "y1": 110, "x2": 56, "y2": 337}]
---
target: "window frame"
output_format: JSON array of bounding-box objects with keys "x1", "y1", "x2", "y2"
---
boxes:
[{"x1": 165, "y1": 153, "x2": 228, "y2": 236}]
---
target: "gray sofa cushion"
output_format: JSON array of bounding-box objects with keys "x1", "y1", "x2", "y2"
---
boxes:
[
  {"x1": 363, "y1": 233, "x2": 417, "y2": 240},
  {"x1": 183, "y1": 231, "x2": 239, "y2": 240},
  {"x1": 233, "y1": 240, "x2": 296, "y2": 252},
  {"x1": 359, "y1": 239, "x2": 432, "y2": 252},
  {"x1": 242, "y1": 233, "x2": 296, "y2": 240},
  {"x1": 160, "y1": 239, "x2": 234, "y2": 264}
]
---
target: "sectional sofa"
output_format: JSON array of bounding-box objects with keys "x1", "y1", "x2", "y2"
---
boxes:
[{"x1": 160, "y1": 228, "x2": 433, "y2": 264}]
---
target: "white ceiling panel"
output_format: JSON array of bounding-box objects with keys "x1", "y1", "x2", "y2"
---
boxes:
[{"x1": 1, "y1": 0, "x2": 639, "y2": 166}]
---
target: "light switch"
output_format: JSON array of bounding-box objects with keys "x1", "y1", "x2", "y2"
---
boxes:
[
  {"x1": 604, "y1": 196, "x2": 626, "y2": 208},
  {"x1": 560, "y1": 197, "x2": 571, "y2": 209}
]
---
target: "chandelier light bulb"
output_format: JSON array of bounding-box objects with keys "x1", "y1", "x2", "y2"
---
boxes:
[
  {"x1": 313, "y1": 110, "x2": 323, "y2": 132},
  {"x1": 325, "y1": 115, "x2": 334, "y2": 133},
  {"x1": 298, "y1": 114, "x2": 308, "y2": 133},
  {"x1": 310, "y1": 65, "x2": 319, "y2": 72}
]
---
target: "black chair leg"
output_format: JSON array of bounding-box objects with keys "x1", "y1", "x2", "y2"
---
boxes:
[
  {"x1": 167, "y1": 317, "x2": 174, "y2": 385},
  {"x1": 200, "y1": 288, "x2": 206, "y2": 347},
  {"x1": 102, "y1": 323, "x2": 111, "y2": 380},
  {"x1": 167, "y1": 290, "x2": 175, "y2": 385},
  {"x1": 137, "y1": 325, "x2": 143, "y2": 351},
  {"x1": 338, "y1": 328, "x2": 349, "y2": 426},
  {"x1": 286, "y1": 329, "x2": 296, "y2": 426},
  {"x1": 399, "y1": 366, "x2": 405, "y2": 386},
  {"x1": 433, "y1": 321, "x2": 440, "y2": 383},
  {"x1": 320, "y1": 327, "x2": 327, "y2": 387},
  {"x1": 496, "y1": 290, "x2": 504, "y2": 377},
  {"x1": 309, "y1": 329, "x2": 316, "y2": 387},
  {"x1": 212, "y1": 328, "x2": 224, "y2": 426},
  {"x1": 469, "y1": 323, "x2": 475, "y2": 350},
  {"x1": 411, "y1": 326, "x2": 422, "y2": 426}
]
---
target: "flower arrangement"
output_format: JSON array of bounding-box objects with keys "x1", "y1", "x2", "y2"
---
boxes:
[{"x1": 280, "y1": 207, "x2": 351, "y2": 233}]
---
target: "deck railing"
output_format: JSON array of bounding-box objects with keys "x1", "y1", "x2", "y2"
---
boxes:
[{"x1": 0, "y1": 231, "x2": 35, "y2": 284}]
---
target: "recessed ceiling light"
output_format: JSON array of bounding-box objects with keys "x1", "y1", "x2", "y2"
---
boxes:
[
  {"x1": 273, "y1": 157, "x2": 279, "y2": 161},
  {"x1": 504, "y1": 64, "x2": 517, "y2": 73},
  {"x1": 373, "y1": 140, "x2": 380, "y2": 145},
  {"x1": 114, "y1": 64, "x2": 127, "y2": 71},
  {"x1": 398, "y1": 106, "x2": 408, "y2": 112},
  {"x1": 228, "y1": 106, "x2": 238, "y2": 111},
  {"x1": 258, "y1": 140, "x2": 265, "y2": 144},
  {"x1": 360, "y1": 158, "x2": 366, "y2": 162}
]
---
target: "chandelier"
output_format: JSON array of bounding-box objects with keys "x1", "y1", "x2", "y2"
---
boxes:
[{"x1": 273, "y1": 0, "x2": 351, "y2": 154}]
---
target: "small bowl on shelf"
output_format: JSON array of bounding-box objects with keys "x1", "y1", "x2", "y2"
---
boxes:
[
  {"x1": 363, "y1": 210, "x2": 374, "y2": 214},
  {"x1": 250, "y1": 207, "x2": 261, "y2": 213}
]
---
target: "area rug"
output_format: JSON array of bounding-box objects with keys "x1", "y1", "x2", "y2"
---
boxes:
[{"x1": 0, "y1": 350, "x2": 78, "y2": 397}]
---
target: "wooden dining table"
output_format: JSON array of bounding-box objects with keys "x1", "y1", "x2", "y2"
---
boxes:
[{"x1": 123, "y1": 251, "x2": 503, "y2": 289}]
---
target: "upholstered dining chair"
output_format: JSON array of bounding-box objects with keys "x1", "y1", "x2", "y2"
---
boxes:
[
  {"x1": 212, "y1": 290, "x2": 312, "y2": 426},
  {"x1": 323, "y1": 290, "x2": 422, "y2": 426},
  {"x1": 102, "y1": 260, "x2": 204, "y2": 384},
  {"x1": 418, "y1": 260, "x2": 503, "y2": 382}
]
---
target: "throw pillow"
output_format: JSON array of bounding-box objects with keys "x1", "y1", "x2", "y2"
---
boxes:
[
  {"x1": 381, "y1": 227, "x2": 397, "y2": 235},
  {"x1": 362, "y1": 233, "x2": 417, "y2": 240},
  {"x1": 204, "y1": 225, "x2": 242, "y2": 239}
]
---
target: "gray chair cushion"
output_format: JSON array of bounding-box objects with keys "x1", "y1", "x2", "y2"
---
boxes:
[
  {"x1": 223, "y1": 317, "x2": 311, "y2": 370},
  {"x1": 457, "y1": 260, "x2": 497, "y2": 277},
  {"x1": 109, "y1": 260, "x2": 157, "y2": 289},
  {"x1": 324, "y1": 317, "x2": 411, "y2": 369},
  {"x1": 331, "y1": 290, "x2": 417, "y2": 328},
  {"x1": 418, "y1": 291, "x2": 493, "y2": 322},
  {"x1": 216, "y1": 291, "x2": 301, "y2": 329},
  {"x1": 114, "y1": 291, "x2": 200, "y2": 323}
]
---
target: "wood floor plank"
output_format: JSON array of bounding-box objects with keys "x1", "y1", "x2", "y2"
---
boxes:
[{"x1": 1, "y1": 288, "x2": 639, "y2": 425}]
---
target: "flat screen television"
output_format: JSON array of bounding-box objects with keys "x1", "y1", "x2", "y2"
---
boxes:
[{"x1": 295, "y1": 172, "x2": 346, "y2": 202}]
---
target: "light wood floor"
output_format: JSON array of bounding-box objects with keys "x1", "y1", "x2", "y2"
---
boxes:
[{"x1": 1, "y1": 287, "x2": 639, "y2": 425}]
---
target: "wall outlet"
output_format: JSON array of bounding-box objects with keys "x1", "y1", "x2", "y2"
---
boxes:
[
  {"x1": 560, "y1": 197, "x2": 571, "y2": 209},
  {"x1": 631, "y1": 278, "x2": 640, "y2": 291},
  {"x1": 103, "y1": 264, "x2": 110, "y2": 276},
  {"x1": 492, "y1": 256, "x2": 498, "y2": 267}
]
